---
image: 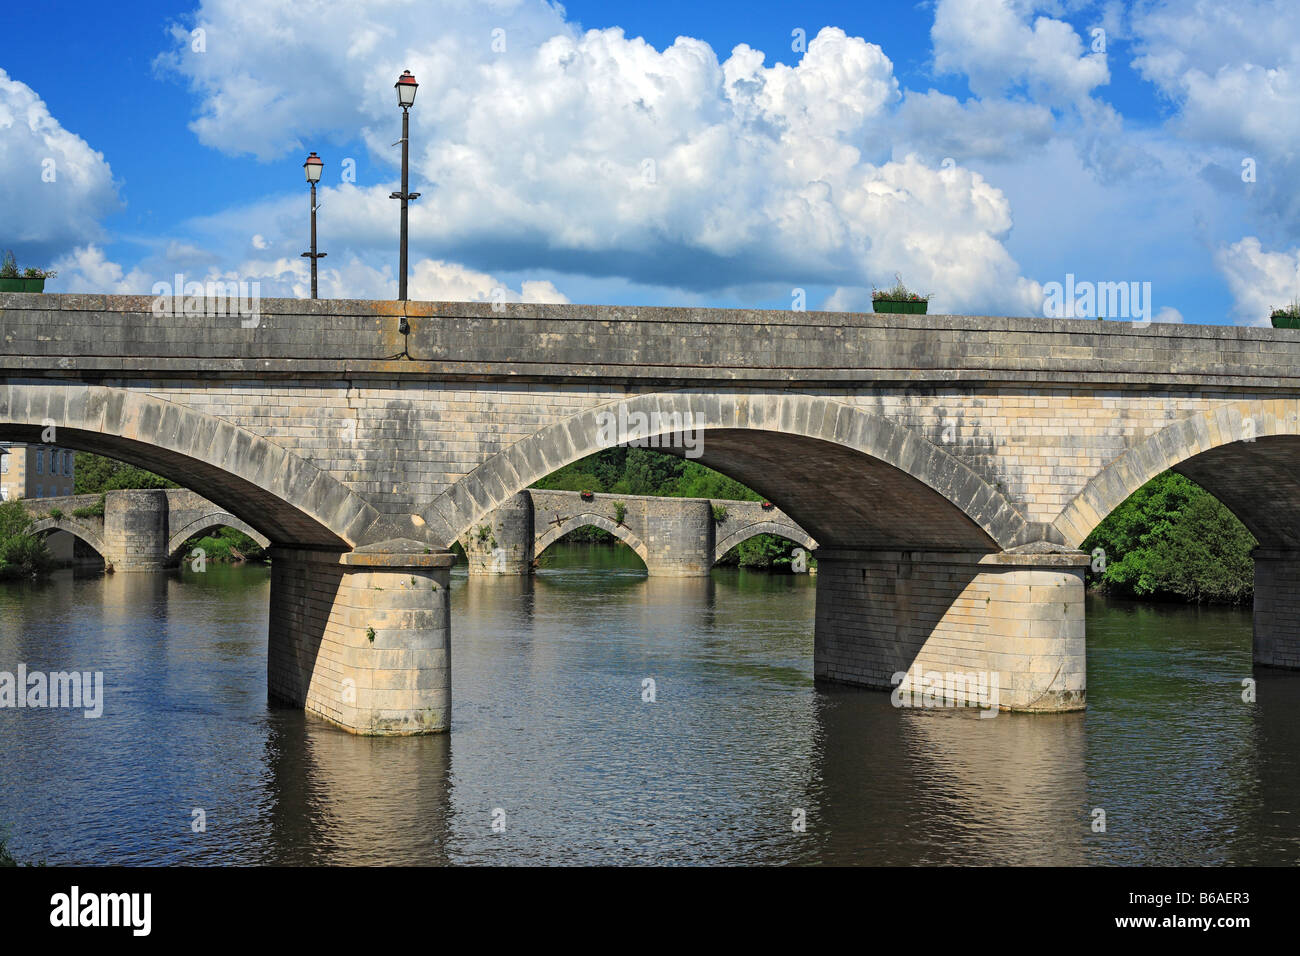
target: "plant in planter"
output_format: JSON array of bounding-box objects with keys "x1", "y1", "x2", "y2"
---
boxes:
[
  {"x1": 579, "y1": 489, "x2": 594, "y2": 500},
  {"x1": 0, "y1": 251, "x2": 56, "y2": 293},
  {"x1": 1270, "y1": 298, "x2": 1300, "y2": 329},
  {"x1": 871, "y1": 273, "x2": 932, "y2": 314},
  {"x1": 761, "y1": 501, "x2": 774, "y2": 510}
]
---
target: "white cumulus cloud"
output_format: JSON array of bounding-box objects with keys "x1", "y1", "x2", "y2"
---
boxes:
[
  {"x1": 1214, "y1": 237, "x2": 1300, "y2": 326},
  {"x1": 153, "y1": 5, "x2": 1045, "y2": 313},
  {"x1": 0, "y1": 69, "x2": 120, "y2": 265},
  {"x1": 931, "y1": 0, "x2": 1109, "y2": 106}
]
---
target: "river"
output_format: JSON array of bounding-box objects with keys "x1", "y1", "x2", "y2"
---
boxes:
[{"x1": 1, "y1": 542, "x2": 1297, "y2": 865}]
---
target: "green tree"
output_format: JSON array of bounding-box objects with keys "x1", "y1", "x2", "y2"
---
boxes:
[
  {"x1": 609, "y1": 447, "x2": 685, "y2": 495},
  {"x1": 674, "y1": 460, "x2": 759, "y2": 501},
  {"x1": 1082, "y1": 471, "x2": 1256, "y2": 604},
  {"x1": 74, "y1": 452, "x2": 176, "y2": 494},
  {"x1": 0, "y1": 499, "x2": 53, "y2": 580}
]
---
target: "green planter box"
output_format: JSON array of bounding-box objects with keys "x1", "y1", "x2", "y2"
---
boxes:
[
  {"x1": 0, "y1": 277, "x2": 47, "y2": 293},
  {"x1": 1271, "y1": 312, "x2": 1300, "y2": 329},
  {"x1": 873, "y1": 298, "x2": 928, "y2": 314}
]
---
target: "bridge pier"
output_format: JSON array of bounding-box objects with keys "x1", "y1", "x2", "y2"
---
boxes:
[
  {"x1": 1253, "y1": 549, "x2": 1300, "y2": 669},
  {"x1": 642, "y1": 499, "x2": 714, "y2": 576},
  {"x1": 267, "y1": 544, "x2": 455, "y2": 735},
  {"x1": 813, "y1": 549, "x2": 1089, "y2": 712},
  {"x1": 462, "y1": 491, "x2": 533, "y2": 574},
  {"x1": 102, "y1": 489, "x2": 170, "y2": 571}
]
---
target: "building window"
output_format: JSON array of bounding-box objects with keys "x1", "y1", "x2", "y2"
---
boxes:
[
  {"x1": 35, "y1": 450, "x2": 44, "y2": 475},
  {"x1": 0, "y1": 453, "x2": 7, "y2": 474},
  {"x1": 65, "y1": 453, "x2": 74, "y2": 476},
  {"x1": 35, "y1": 484, "x2": 42, "y2": 498}
]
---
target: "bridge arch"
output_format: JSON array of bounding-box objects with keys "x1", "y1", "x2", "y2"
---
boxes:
[
  {"x1": 1054, "y1": 399, "x2": 1300, "y2": 549},
  {"x1": 713, "y1": 520, "x2": 817, "y2": 565},
  {"x1": 167, "y1": 513, "x2": 271, "y2": 563},
  {"x1": 0, "y1": 384, "x2": 389, "y2": 549},
  {"x1": 28, "y1": 517, "x2": 112, "y2": 564},
  {"x1": 424, "y1": 392, "x2": 1033, "y2": 552},
  {"x1": 533, "y1": 513, "x2": 650, "y2": 566}
]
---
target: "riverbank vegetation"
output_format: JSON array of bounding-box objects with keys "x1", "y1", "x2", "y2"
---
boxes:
[
  {"x1": 1082, "y1": 472, "x2": 1256, "y2": 604},
  {"x1": 181, "y1": 527, "x2": 268, "y2": 564},
  {"x1": 0, "y1": 500, "x2": 53, "y2": 580}
]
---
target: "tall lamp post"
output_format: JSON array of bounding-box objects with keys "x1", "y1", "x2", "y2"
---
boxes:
[
  {"x1": 301, "y1": 152, "x2": 326, "y2": 298},
  {"x1": 390, "y1": 70, "x2": 421, "y2": 306}
]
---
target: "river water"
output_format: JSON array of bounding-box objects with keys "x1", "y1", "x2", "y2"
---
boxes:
[{"x1": 1, "y1": 543, "x2": 1297, "y2": 865}]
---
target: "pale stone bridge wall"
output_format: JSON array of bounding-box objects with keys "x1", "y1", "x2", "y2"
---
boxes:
[
  {"x1": 24, "y1": 488, "x2": 270, "y2": 570},
  {"x1": 4, "y1": 292, "x2": 1298, "y2": 733},
  {"x1": 24, "y1": 486, "x2": 813, "y2": 575},
  {"x1": 464, "y1": 488, "x2": 814, "y2": 575}
]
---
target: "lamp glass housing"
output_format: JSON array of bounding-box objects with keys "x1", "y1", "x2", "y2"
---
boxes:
[
  {"x1": 303, "y1": 153, "x2": 323, "y2": 182},
  {"x1": 396, "y1": 71, "x2": 418, "y2": 107}
]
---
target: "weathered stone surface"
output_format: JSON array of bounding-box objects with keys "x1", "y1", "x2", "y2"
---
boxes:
[
  {"x1": 24, "y1": 489, "x2": 270, "y2": 570},
  {"x1": 471, "y1": 489, "x2": 816, "y2": 575},
  {"x1": 814, "y1": 549, "x2": 1088, "y2": 713},
  {"x1": 6, "y1": 293, "x2": 1300, "y2": 731},
  {"x1": 266, "y1": 547, "x2": 453, "y2": 735}
]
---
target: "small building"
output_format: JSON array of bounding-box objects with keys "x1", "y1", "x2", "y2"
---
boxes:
[{"x1": 0, "y1": 443, "x2": 77, "y2": 501}]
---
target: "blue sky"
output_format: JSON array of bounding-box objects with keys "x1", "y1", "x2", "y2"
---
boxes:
[{"x1": 2, "y1": 0, "x2": 1298, "y2": 324}]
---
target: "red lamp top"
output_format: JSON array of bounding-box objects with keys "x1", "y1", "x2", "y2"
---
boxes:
[
  {"x1": 303, "y1": 151, "x2": 323, "y2": 182},
  {"x1": 395, "y1": 69, "x2": 418, "y2": 107}
]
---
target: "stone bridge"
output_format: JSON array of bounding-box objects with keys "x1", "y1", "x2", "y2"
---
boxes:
[
  {"x1": 3, "y1": 292, "x2": 1299, "y2": 735},
  {"x1": 22, "y1": 488, "x2": 269, "y2": 570},
  {"x1": 463, "y1": 489, "x2": 814, "y2": 574}
]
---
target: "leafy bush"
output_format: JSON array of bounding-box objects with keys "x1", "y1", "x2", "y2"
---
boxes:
[
  {"x1": 718, "y1": 532, "x2": 810, "y2": 571},
  {"x1": 1082, "y1": 471, "x2": 1256, "y2": 604},
  {"x1": 1270, "y1": 298, "x2": 1300, "y2": 321},
  {"x1": 72, "y1": 496, "x2": 106, "y2": 519},
  {"x1": 871, "y1": 272, "x2": 933, "y2": 302},
  {"x1": 0, "y1": 250, "x2": 55, "y2": 279},
  {"x1": 0, "y1": 500, "x2": 54, "y2": 580},
  {"x1": 182, "y1": 527, "x2": 267, "y2": 564}
]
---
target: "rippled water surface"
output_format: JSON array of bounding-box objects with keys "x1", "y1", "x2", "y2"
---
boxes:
[{"x1": 2, "y1": 544, "x2": 1298, "y2": 865}]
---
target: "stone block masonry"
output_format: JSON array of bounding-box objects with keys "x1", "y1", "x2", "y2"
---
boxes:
[
  {"x1": 25, "y1": 488, "x2": 270, "y2": 571},
  {"x1": 267, "y1": 546, "x2": 454, "y2": 734},
  {"x1": 474, "y1": 489, "x2": 816, "y2": 575},
  {"x1": 101, "y1": 489, "x2": 170, "y2": 571},
  {"x1": 1252, "y1": 549, "x2": 1300, "y2": 670},
  {"x1": 4, "y1": 293, "x2": 1300, "y2": 732},
  {"x1": 814, "y1": 549, "x2": 1088, "y2": 712}
]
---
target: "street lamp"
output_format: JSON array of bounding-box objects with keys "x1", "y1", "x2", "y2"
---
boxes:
[
  {"x1": 390, "y1": 70, "x2": 421, "y2": 306},
  {"x1": 300, "y1": 151, "x2": 327, "y2": 299}
]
